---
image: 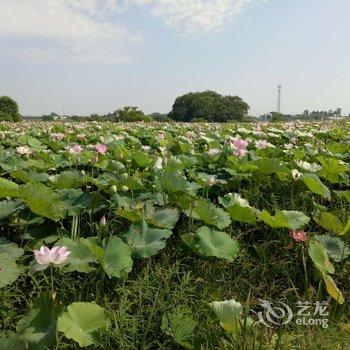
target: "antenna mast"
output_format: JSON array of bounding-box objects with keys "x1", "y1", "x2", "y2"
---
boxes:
[{"x1": 277, "y1": 85, "x2": 282, "y2": 113}]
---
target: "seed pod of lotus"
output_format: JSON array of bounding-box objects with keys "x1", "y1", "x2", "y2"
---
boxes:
[{"x1": 99, "y1": 215, "x2": 107, "y2": 227}]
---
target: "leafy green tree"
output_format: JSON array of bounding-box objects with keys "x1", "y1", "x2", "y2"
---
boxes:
[
  {"x1": 115, "y1": 106, "x2": 151, "y2": 122},
  {"x1": 270, "y1": 112, "x2": 285, "y2": 122},
  {"x1": 213, "y1": 95, "x2": 249, "y2": 122},
  {"x1": 0, "y1": 96, "x2": 21, "y2": 121},
  {"x1": 169, "y1": 91, "x2": 249, "y2": 122},
  {"x1": 150, "y1": 112, "x2": 172, "y2": 122}
]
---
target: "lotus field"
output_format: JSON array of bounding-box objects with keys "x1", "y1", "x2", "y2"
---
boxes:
[{"x1": 0, "y1": 120, "x2": 350, "y2": 349}]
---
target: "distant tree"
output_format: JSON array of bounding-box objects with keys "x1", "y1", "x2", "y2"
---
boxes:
[
  {"x1": 89, "y1": 113, "x2": 100, "y2": 121},
  {"x1": 115, "y1": 106, "x2": 151, "y2": 122},
  {"x1": 0, "y1": 96, "x2": 21, "y2": 121},
  {"x1": 334, "y1": 108, "x2": 342, "y2": 117},
  {"x1": 150, "y1": 112, "x2": 172, "y2": 122},
  {"x1": 169, "y1": 90, "x2": 249, "y2": 122},
  {"x1": 270, "y1": 112, "x2": 285, "y2": 122},
  {"x1": 212, "y1": 95, "x2": 249, "y2": 122},
  {"x1": 42, "y1": 114, "x2": 55, "y2": 121}
]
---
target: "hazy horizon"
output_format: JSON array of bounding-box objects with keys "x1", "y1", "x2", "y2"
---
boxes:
[{"x1": 1, "y1": 0, "x2": 350, "y2": 117}]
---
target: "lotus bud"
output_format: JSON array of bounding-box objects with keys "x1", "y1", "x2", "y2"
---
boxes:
[
  {"x1": 110, "y1": 185, "x2": 117, "y2": 193},
  {"x1": 207, "y1": 176, "x2": 216, "y2": 187},
  {"x1": 121, "y1": 185, "x2": 129, "y2": 192},
  {"x1": 99, "y1": 215, "x2": 107, "y2": 227}
]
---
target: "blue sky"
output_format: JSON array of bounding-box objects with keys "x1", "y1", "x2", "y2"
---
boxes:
[{"x1": 0, "y1": 0, "x2": 349, "y2": 116}]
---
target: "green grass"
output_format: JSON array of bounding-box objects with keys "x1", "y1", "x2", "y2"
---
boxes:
[{"x1": 2, "y1": 218, "x2": 350, "y2": 349}]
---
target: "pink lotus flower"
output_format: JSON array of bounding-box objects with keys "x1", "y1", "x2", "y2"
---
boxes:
[
  {"x1": 255, "y1": 140, "x2": 270, "y2": 149},
  {"x1": 34, "y1": 246, "x2": 71, "y2": 266},
  {"x1": 289, "y1": 230, "x2": 308, "y2": 243},
  {"x1": 69, "y1": 145, "x2": 83, "y2": 155},
  {"x1": 95, "y1": 143, "x2": 107, "y2": 154},
  {"x1": 233, "y1": 138, "x2": 248, "y2": 149},
  {"x1": 157, "y1": 132, "x2": 166, "y2": 141},
  {"x1": 233, "y1": 147, "x2": 247, "y2": 158}
]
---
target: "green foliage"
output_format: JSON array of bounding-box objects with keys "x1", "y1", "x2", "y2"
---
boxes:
[
  {"x1": 0, "y1": 96, "x2": 21, "y2": 121},
  {"x1": 313, "y1": 211, "x2": 345, "y2": 235},
  {"x1": 270, "y1": 111, "x2": 285, "y2": 122},
  {"x1": 260, "y1": 210, "x2": 310, "y2": 229},
  {"x1": 0, "y1": 178, "x2": 20, "y2": 197},
  {"x1": 0, "y1": 120, "x2": 350, "y2": 348},
  {"x1": 16, "y1": 293, "x2": 63, "y2": 349},
  {"x1": 161, "y1": 308, "x2": 197, "y2": 349},
  {"x1": 55, "y1": 237, "x2": 96, "y2": 272},
  {"x1": 210, "y1": 299, "x2": 253, "y2": 335},
  {"x1": 219, "y1": 193, "x2": 257, "y2": 225},
  {"x1": 315, "y1": 235, "x2": 350, "y2": 262},
  {"x1": 0, "y1": 334, "x2": 28, "y2": 350},
  {"x1": 184, "y1": 226, "x2": 239, "y2": 262},
  {"x1": 20, "y1": 183, "x2": 66, "y2": 221},
  {"x1": 123, "y1": 220, "x2": 173, "y2": 258},
  {"x1": 0, "y1": 237, "x2": 24, "y2": 260},
  {"x1": 302, "y1": 173, "x2": 331, "y2": 199},
  {"x1": 190, "y1": 199, "x2": 231, "y2": 229},
  {"x1": 57, "y1": 302, "x2": 108, "y2": 347},
  {"x1": 308, "y1": 238, "x2": 335, "y2": 275},
  {"x1": 114, "y1": 106, "x2": 151, "y2": 122},
  {"x1": 169, "y1": 90, "x2": 249, "y2": 122},
  {"x1": 0, "y1": 253, "x2": 21, "y2": 288},
  {"x1": 94, "y1": 236, "x2": 133, "y2": 278},
  {"x1": 0, "y1": 200, "x2": 23, "y2": 220}
]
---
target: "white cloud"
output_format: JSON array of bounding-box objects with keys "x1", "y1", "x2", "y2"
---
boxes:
[
  {"x1": 130, "y1": 0, "x2": 253, "y2": 34},
  {"x1": 0, "y1": 0, "x2": 260, "y2": 63},
  {"x1": 0, "y1": 0, "x2": 137, "y2": 63}
]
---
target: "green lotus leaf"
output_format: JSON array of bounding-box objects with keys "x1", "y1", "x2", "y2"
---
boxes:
[
  {"x1": 192, "y1": 226, "x2": 239, "y2": 262},
  {"x1": 191, "y1": 200, "x2": 231, "y2": 229},
  {"x1": 147, "y1": 206, "x2": 179, "y2": 229},
  {"x1": 133, "y1": 150, "x2": 151, "y2": 167},
  {"x1": 0, "y1": 334, "x2": 28, "y2": 350},
  {"x1": 57, "y1": 302, "x2": 108, "y2": 347},
  {"x1": 161, "y1": 308, "x2": 197, "y2": 349},
  {"x1": 302, "y1": 173, "x2": 331, "y2": 200},
  {"x1": 16, "y1": 293, "x2": 63, "y2": 349},
  {"x1": 20, "y1": 183, "x2": 66, "y2": 221},
  {"x1": 123, "y1": 220, "x2": 172, "y2": 259},
  {"x1": 0, "y1": 253, "x2": 21, "y2": 288},
  {"x1": 317, "y1": 156, "x2": 349, "y2": 184},
  {"x1": 210, "y1": 299, "x2": 253, "y2": 335},
  {"x1": 334, "y1": 190, "x2": 350, "y2": 203},
  {"x1": 313, "y1": 211, "x2": 344, "y2": 234},
  {"x1": 0, "y1": 200, "x2": 23, "y2": 220},
  {"x1": 315, "y1": 235, "x2": 350, "y2": 262},
  {"x1": 11, "y1": 170, "x2": 49, "y2": 184},
  {"x1": 260, "y1": 210, "x2": 310, "y2": 229},
  {"x1": 0, "y1": 237, "x2": 24, "y2": 260},
  {"x1": 55, "y1": 237, "x2": 96, "y2": 273},
  {"x1": 254, "y1": 158, "x2": 288, "y2": 175},
  {"x1": 102, "y1": 236, "x2": 133, "y2": 278},
  {"x1": 308, "y1": 238, "x2": 335, "y2": 274},
  {"x1": 219, "y1": 193, "x2": 257, "y2": 225},
  {"x1": 0, "y1": 178, "x2": 20, "y2": 197}
]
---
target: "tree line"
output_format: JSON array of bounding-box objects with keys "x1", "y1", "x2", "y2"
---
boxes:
[{"x1": 0, "y1": 92, "x2": 348, "y2": 123}]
